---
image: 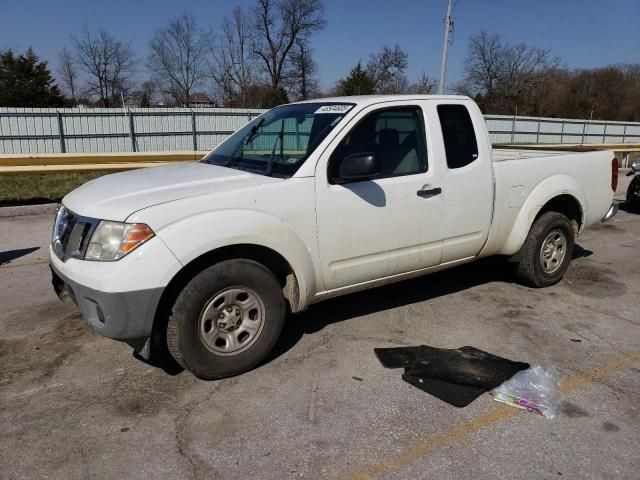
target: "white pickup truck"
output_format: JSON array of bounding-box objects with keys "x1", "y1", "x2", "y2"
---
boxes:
[{"x1": 50, "y1": 95, "x2": 618, "y2": 379}]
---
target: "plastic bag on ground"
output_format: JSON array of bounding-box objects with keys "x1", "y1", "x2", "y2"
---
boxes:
[{"x1": 490, "y1": 365, "x2": 560, "y2": 418}]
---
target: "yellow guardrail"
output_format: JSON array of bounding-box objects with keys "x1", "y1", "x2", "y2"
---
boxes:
[
  {"x1": 0, "y1": 151, "x2": 209, "y2": 174},
  {"x1": 498, "y1": 143, "x2": 640, "y2": 152},
  {"x1": 497, "y1": 143, "x2": 640, "y2": 168}
]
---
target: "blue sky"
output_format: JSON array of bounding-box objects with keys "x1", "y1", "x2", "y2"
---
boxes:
[{"x1": 1, "y1": 0, "x2": 639, "y2": 91}]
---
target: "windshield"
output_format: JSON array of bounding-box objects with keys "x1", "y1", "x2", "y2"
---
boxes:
[{"x1": 203, "y1": 102, "x2": 354, "y2": 178}]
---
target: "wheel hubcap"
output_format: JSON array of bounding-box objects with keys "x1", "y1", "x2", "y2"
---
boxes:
[
  {"x1": 199, "y1": 287, "x2": 265, "y2": 356},
  {"x1": 539, "y1": 229, "x2": 567, "y2": 274}
]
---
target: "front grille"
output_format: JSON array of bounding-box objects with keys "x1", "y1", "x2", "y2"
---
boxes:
[{"x1": 52, "y1": 206, "x2": 98, "y2": 261}]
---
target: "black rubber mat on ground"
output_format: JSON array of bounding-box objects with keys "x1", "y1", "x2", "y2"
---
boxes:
[{"x1": 374, "y1": 345, "x2": 529, "y2": 407}]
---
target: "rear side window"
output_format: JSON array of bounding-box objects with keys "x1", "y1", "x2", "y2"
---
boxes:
[{"x1": 437, "y1": 105, "x2": 479, "y2": 169}]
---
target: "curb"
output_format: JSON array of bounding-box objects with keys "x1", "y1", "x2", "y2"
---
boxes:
[{"x1": 0, "y1": 203, "x2": 58, "y2": 218}]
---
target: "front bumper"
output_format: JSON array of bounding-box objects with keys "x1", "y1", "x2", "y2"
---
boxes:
[
  {"x1": 51, "y1": 263, "x2": 163, "y2": 341},
  {"x1": 601, "y1": 203, "x2": 618, "y2": 223},
  {"x1": 48, "y1": 232, "x2": 182, "y2": 343}
]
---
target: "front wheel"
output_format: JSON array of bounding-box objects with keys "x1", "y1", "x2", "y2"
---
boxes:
[
  {"x1": 514, "y1": 211, "x2": 575, "y2": 288},
  {"x1": 167, "y1": 259, "x2": 286, "y2": 380}
]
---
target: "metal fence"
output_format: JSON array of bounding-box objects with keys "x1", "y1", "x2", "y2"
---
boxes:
[
  {"x1": 486, "y1": 114, "x2": 640, "y2": 145},
  {"x1": 0, "y1": 107, "x2": 264, "y2": 155},
  {"x1": 1, "y1": 107, "x2": 640, "y2": 155}
]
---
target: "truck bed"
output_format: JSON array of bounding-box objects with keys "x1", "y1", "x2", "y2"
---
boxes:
[{"x1": 481, "y1": 148, "x2": 615, "y2": 257}]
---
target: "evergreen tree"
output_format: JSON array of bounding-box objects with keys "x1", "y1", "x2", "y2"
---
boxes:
[
  {"x1": 336, "y1": 62, "x2": 375, "y2": 96},
  {"x1": 261, "y1": 86, "x2": 290, "y2": 108},
  {"x1": 0, "y1": 48, "x2": 65, "y2": 107}
]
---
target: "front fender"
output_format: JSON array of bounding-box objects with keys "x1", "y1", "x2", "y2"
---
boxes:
[
  {"x1": 501, "y1": 174, "x2": 586, "y2": 255},
  {"x1": 156, "y1": 209, "x2": 318, "y2": 308}
]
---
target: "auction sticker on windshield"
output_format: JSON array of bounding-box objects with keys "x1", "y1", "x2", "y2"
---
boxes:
[{"x1": 315, "y1": 104, "x2": 353, "y2": 114}]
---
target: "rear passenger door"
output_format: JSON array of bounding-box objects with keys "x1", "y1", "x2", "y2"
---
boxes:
[
  {"x1": 315, "y1": 102, "x2": 443, "y2": 291},
  {"x1": 435, "y1": 102, "x2": 493, "y2": 262}
]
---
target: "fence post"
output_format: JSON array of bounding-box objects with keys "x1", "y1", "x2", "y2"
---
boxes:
[
  {"x1": 581, "y1": 121, "x2": 587, "y2": 144},
  {"x1": 536, "y1": 119, "x2": 541, "y2": 143},
  {"x1": 127, "y1": 109, "x2": 137, "y2": 152},
  {"x1": 560, "y1": 120, "x2": 565, "y2": 143},
  {"x1": 510, "y1": 115, "x2": 516, "y2": 143},
  {"x1": 191, "y1": 111, "x2": 198, "y2": 151},
  {"x1": 622, "y1": 123, "x2": 627, "y2": 143},
  {"x1": 56, "y1": 111, "x2": 66, "y2": 153},
  {"x1": 602, "y1": 123, "x2": 606, "y2": 143}
]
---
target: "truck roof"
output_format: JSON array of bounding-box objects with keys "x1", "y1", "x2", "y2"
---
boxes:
[{"x1": 294, "y1": 94, "x2": 472, "y2": 107}]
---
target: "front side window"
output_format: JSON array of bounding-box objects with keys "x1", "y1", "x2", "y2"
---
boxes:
[
  {"x1": 437, "y1": 104, "x2": 479, "y2": 169},
  {"x1": 204, "y1": 103, "x2": 354, "y2": 178},
  {"x1": 329, "y1": 107, "x2": 427, "y2": 182}
]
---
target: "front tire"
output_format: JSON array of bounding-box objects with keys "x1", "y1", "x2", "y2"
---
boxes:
[
  {"x1": 167, "y1": 259, "x2": 286, "y2": 380},
  {"x1": 514, "y1": 211, "x2": 575, "y2": 288}
]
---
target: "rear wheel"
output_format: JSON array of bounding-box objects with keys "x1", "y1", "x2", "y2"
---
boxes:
[
  {"x1": 167, "y1": 259, "x2": 286, "y2": 380},
  {"x1": 514, "y1": 211, "x2": 575, "y2": 288}
]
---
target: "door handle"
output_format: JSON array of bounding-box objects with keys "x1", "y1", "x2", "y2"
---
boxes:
[{"x1": 417, "y1": 186, "x2": 442, "y2": 198}]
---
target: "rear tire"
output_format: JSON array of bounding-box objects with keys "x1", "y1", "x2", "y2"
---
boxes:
[
  {"x1": 167, "y1": 259, "x2": 286, "y2": 380},
  {"x1": 514, "y1": 211, "x2": 574, "y2": 288}
]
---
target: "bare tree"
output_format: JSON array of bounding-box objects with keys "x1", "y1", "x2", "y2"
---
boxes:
[
  {"x1": 620, "y1": 63, "x2": 640, "y2": 121},
  {"x1": 366, "y1": 44, "x2": 409, "y2": 94},
  {"x1": 142, "y1": 80, "x2": 157, "y2": 106},
  {"x1": 211, "y1": 7, "x2": 259, "y2": 107},
  {"x1": 461, "y1": 30, "x2": 560, "y2": 114},
  {"x1": 253, "y1": 0, "x2": 326, "y2": 105},
  {"x1": 130, "y1": 80, "x2": 157, "y2": 107},
  {"x1": 408, "y1": 72, "x2": 438, "y2": 94},
  {"x1": 286, "y1": 39, "x2": 320, "y2": 100},
  {"x1": 57, "y1": 47, "x2": 78, "y2": 105},
  {"x1": 462, "y1": 31, "x2": 506, "y2": 100},
  {"x1": 499, "y1": 43, "x2": 559, "y2": 108},
  {"x1": 71, "y1": 26, "x2": 135, "y2": 107},
  {"x1": 148, "y1": 14, "x2": 211, "y2": 106}
]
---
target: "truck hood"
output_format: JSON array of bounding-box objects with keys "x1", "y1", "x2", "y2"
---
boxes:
[{"x1": 63, "y1": 163, "x2": 281, "y2": 221}]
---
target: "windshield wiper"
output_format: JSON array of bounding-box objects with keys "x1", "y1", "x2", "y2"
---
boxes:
[
  {"x1": 244, "y1": 118, "x2": 265, "y2": 146},
  {"x1": 225, "y1": 118, "x2": 265, "y2": 169},
  {"x1": 265, "y1": 119, "x2": 285, "y2": 176}
]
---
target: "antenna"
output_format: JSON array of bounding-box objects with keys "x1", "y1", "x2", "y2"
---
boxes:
[{"x1": 438, "y1": 0, "x2": 454, "y2": 95}]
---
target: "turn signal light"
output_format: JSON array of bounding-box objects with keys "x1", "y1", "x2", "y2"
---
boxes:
[{"x1": 120, "y1": 224, "x2": 155, "y2": 253}]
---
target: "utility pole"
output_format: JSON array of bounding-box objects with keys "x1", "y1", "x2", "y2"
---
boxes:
[{"x1": 438, "y1": 0, "x2": 453, "y2": 95}]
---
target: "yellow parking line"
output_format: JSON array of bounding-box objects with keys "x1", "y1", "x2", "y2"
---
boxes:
[
  {"x1": 558, "y1": 352, "x2": 640, "y2": 393},
  {"x1": 345, "y1": 351, "x2": 640, "y2": 480}
]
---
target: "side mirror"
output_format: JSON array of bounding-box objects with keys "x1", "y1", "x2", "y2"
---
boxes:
[{"x1": 339, "y1": 153, "x2": 381, "y2": 181}]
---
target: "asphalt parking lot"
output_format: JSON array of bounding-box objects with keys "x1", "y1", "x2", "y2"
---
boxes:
[{"x1": 1, "y1": 174, "x2": 639, "y2": 480}]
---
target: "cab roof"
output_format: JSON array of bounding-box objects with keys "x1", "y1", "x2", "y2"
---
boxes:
[{"x1": 293, "y1": 94, "x2": 471, "y2": 107}]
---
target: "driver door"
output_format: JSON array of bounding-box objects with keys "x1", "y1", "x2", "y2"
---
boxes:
[{"x1": 314, "y1": 102, "x2": 443, "y2": 291}]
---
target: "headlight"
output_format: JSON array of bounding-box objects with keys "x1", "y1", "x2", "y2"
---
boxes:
[
  {"x1": 85, "y1": 221, "x2": 155, "y2": 261},
  {"x1": 51, "y1": 205, "x2": 71, "y2": 257}
]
